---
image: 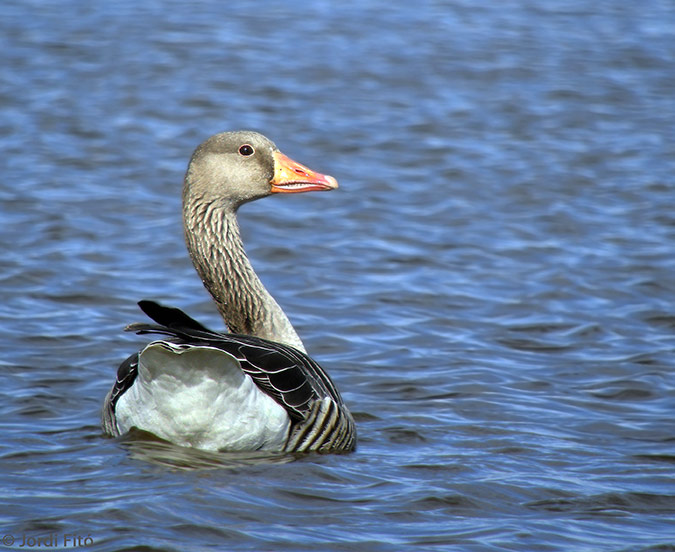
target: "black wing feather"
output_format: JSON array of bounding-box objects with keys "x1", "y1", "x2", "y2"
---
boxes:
[{"x1": 138, "y1": 299, "x2": 214, "y2": 333}]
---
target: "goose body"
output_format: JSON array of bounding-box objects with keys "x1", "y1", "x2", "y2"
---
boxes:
[{"x1": 102, "y1": 131, "x2": 355, "y2": 453}]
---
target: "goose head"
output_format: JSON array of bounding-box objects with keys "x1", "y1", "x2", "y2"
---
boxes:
[{"x1": 184, "y1": 130, "x2": 338, "y2": 209}]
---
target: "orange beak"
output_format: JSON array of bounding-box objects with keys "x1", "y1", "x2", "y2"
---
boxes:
[{"x1": 271, "y1": 151, "x2": 339, "y2": 193}]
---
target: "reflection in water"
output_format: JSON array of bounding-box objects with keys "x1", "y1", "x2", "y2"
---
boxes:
[{"x1": 119, "y1": 430, "x2": 299, "y2": 471}]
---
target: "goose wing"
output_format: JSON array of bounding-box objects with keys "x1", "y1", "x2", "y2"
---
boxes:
[{"x1": 105, "y1": 301, "x2": 355, "y2": 452}]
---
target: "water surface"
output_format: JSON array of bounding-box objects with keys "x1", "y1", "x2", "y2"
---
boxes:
[{"x1": 1, "y1": 1, "x2": 674, "y2": 550}]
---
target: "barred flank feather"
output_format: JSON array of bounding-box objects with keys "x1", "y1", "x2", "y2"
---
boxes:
[{"x1": 285, "y1": 397, "x2": 356, "y2": 452}]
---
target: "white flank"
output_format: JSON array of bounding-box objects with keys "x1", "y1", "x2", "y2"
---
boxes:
[{"x1": 115, "y1": 341, "x2": 291, "y2": 451}]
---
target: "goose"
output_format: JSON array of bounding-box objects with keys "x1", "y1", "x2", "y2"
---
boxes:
[{"x1": 102, "y1": 131, "x2": 355, "y2": 453}]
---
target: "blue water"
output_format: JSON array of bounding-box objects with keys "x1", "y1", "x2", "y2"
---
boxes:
[{"x1": 1, "y1": 1, "x2": 674, "y2": 550}]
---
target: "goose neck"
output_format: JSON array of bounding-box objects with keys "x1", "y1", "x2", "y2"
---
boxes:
[{"x1": 183, "y1": 200, "x2": 306, "y2": 352}]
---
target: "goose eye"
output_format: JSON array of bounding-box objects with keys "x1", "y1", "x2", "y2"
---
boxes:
[{"x1": 239, "y1": 144, "x2": 255, "y2": 156}]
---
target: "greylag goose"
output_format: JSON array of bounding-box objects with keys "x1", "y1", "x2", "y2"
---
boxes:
[{"x1": 102, "y1": 131, "x2": 355, "y2": 453}]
